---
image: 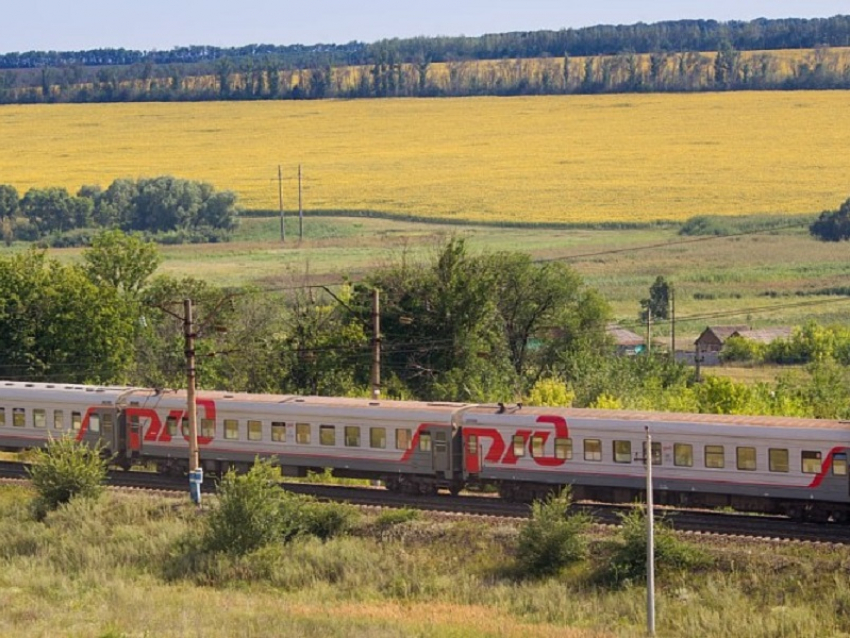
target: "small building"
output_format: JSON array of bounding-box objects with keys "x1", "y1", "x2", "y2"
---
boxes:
[
  {"x1": 694, "y1": 326, "x2": 749, "y2": 353},
  {"x1": 607, "y1": 324, "x2": 646, "y2": 356}
]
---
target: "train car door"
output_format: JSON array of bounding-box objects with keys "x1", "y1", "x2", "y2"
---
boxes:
[
  {"x1": 420, "y1": 425, "x2": 453, "y2": 477},
  {"x1": 80, "y1": 407, "x2": 119, "y2": 454},
  {"x1": 464, "y1": 431, "x2": 482, "y2": 475}
]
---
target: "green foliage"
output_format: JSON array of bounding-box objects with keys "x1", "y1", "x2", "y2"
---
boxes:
[
  {"x1": 301, "y1": 501, "x2": 360, "y2": 541},
  {"x1": 810, "y1": 197, "x2": 850, "y2": 241},
  {"x1": 639, "y1": 275, "x2": 670, "y2": 321},
  {"x1": 515, "y1": 488, "x2": 590, "y2": 578},
  {"x1": 374, "y1": 507, "x2": 420, "y2": 527},
  {"x1": 679, "y1": 215, "x2": 736, "y2": 236},
  {"x1": 202, "y1": 458, "x2": 292, "y2": 555},
  {"x1": 82, "y1": 229, "x2": 161, "y2": 295},
  {"x1": 27, "y1": 435, "x2": 109, "y2": 516},
  {"x1": 606, "y1": 507, "x2": 711, "y2": 585},
  {"x1": 524, "y1": 377, "x2": 574, "y2": 407},
  {"x1": 719, "y1": 335, "x2": 765, "y2": 363},
  {"x1": 202, "y1": 458, "x2": 358, "y2": 556},
  {"x1": 0, "y1": 249, "x2": 137, "y2": 383}
]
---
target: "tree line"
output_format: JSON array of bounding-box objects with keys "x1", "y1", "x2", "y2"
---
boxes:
[
  {"x1": 2, "y1": 16, "x2": 850, "y2": 103},
  {"x1": 0, "y1": 176, "x2": 240, "y2": 246},
  {"x1": 3, "y1": 234, "x2": 850, "y2": 420}
]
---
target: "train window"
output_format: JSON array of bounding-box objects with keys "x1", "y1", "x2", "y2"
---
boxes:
[
  {"x1": 396, "y1": 429, "x2": 412, "y2": 450},
  {"x1": 296, "y1": 423, "x2": 311, "y2": 445},
  {"x1": 71, "y1": 411, "x2": 81, "y2": 431},
  {"x1": 224, "y1": 419, "x2": 239, "y2": 440},
  {"x1": 467, "y1": 434, "x2": 478, "y2": 455},
  {"x1": 345, "y1": 426, "x2": 360, "y2": 447},
  {"x1": 202, "y1": 419, "x2": 215, "y2": 438},
  {"x1": 555, "y1": 437, "x2": 572, "y2": 460},
  {"x1": 705, "y1": 445, "x2": 725, "y2": 469},
  {"x1": 370, "y1": 427, "x2": 386, "y2": 449},
  {"x1": 833, "y1": 453, "x2": 848, "y2": 476},
  {"x1": 802, "y1": 451, "x2": 822, "y2": 474},
  {"x1": 102, "y1": 413, "x2": 113, "y2": 437},
  {"x1": 530, "y1": 435, "x2": 545, "y2": 458},
  {"x1": 420, "y1": 432, "x2": 432, "y2": 452},
  {"x1": 674, "y1": 443, "x2": 693, "y2": 467},
  {"x1": 0, "y1": 407, "x2": 4, "y2": 426},
  {"x1": 165, "y1": 416, "x2": 177, "y2": 437},
  {"x1": 320, "y1": 425, "x2": 336, "y2": 446},
  {"x1": 736, "y1": 447, "x2": 757, "y2": 471},
  {"x1": 614, "y1": 440, "x2": 632, "y2": 463},
  {"x1": 271, "y1": 422, "x2": 285, "y2": 442},
  {"x1": 33, "y1": 409, "x2": 46, "y2": 429},
  {"x1": 643, "y1": 442, "x2": 662, "y2": 466},
  {"x1": 769, "y1": 448, "x2": 789, "y2": 473},
  {"x1": 248, "y1": 421, "x2": 262, "y2": 441},
  {"x1": 584, "y1": 439, "x2": 602, "y2": 462},
  {"x1": 53, "y1": 410, "x2": 63, "y2": 430},
  {"x1": 13, "y1": 408, "x2": 25, "y2": 427},
  {"x1": 513, "y1": 435, "x2": 526, "y2": 458},
  {"x1": 181, "y1": 418, "x2": 189, "y2": 437},
  {"x1": 89, "y1": 414, "x2": 101, "y2": 434}
]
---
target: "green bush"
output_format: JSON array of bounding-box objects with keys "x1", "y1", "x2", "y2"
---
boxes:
[
  {"x1": 27, "y1": 435, "x2": 109, "y2": 517},
  {"x1": 301, "y1": 501, "x2": 360, "y2": 541},
  {"x1": 515, "y1": 487, "x2": 590, "y2": 578},
  {"x1": 606, "y1": 507, "x2": 711, "y2": 585},
  {"x1": 202, "y1": 458, "x2": 293, "y2": 555},
  {"x1": 375, "y1": 507, "x2": 420, "y2": 527}
]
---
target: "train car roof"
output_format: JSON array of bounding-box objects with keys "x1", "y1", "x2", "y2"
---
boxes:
[
  {"x1": 465, "y1": 404, "x2": 850, "y2": 431},
  {"x1": 0, "y1": 380, "x2": 138, "y2": 403}
]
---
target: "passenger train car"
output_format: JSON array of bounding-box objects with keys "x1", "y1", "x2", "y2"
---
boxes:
[{"x1": 1, "y1": 380, "x2": 849, "y2": 521}]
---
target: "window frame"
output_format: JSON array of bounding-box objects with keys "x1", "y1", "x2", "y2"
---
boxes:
[
  {"x1": 554, "y1": 437, "x2": 572, "y2": 460},
  {"x1": 224, "y1": 419, "x2": 239, "y2": 440},
  {"x1": 271, "y1": 421, "x2": 286, "y2": 443},
  {"x1": 295, "y1": 423, "x2": 311, "y2": 445},
  {"x1": 248, "y1": 420, "x2": 262, "y2": 442},
  {"x1": 344, "y1": 426, "x2": 360, "y2": 447},
  {"x1": 370, "y1": 427, "x2": 386, "y2": 449},
  {"x1": 613, "y1": 440, "x2": 632, "y2": 464},
  {"x1": 674, "y1": 443, "x2": 693, "y2": 467},
  {"x1": 736, "y1": 446, "x2": 757, "y2": 471},
  {"x1": 704, "y1": 445, "x2": 725, "y2": 469},
  {"x1": 802, "y1": 450, "x2": 822, "y2": 474},
  {"x1": 769, "y1": 448, "x2": 789, "y2": 473},
  {"x1": 584, "y1": 438, "x2": 602, "y2": 462},
  {"x1": 320, "y1": 425, "x2": 336, "y2": 446}
]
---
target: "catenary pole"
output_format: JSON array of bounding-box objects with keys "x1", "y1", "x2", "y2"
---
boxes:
[
  {"x1": 371, "y1": 288, "x2": 381, "y2": 399},
  {"x1": 184, "y1": 299, "x2": 202, "y2": 504},
  {"x1": 278, "y1": 165, "x2": 285, "y2": 243},
  {"x1": 646, "y1": 426, "x2": 656, "y2": 636}
]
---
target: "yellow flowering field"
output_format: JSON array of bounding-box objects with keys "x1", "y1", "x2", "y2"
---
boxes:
[{"x1": 2, "y1": 91, "x2": 849, "y2": 224}]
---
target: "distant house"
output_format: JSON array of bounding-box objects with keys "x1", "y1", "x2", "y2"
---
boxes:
[
  {"x1": 607, "y1": 324, "x2": 646, "y2": 356},
  {"x1": 730, "y1": 327, "x2": 793, "y2": 344},
  {"x1": 694, "y1": 326, "x2": 749, "y2": 353}
]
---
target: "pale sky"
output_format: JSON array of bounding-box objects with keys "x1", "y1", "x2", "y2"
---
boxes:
[{"x1": 3, "y1": 1, "x2": 848, "y2": 54}]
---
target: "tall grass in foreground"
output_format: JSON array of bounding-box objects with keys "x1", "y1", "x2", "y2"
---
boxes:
[{"x1": 1, "y1": 484, "x2": 850, "y2": 637}]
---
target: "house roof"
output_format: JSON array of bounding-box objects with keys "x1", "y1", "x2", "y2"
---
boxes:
[
  {"x1": 695, "y1": 325, "x2": 749, "y2": 345},
  {"x1": 606, "y1": 324, "x2": 645, "y2": 347},
  {"x1": 731, "y1": 327, "x2": 793, "y2": 344}
]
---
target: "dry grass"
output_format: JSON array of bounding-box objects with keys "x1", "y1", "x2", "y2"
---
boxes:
[{"x1": 2, "y1": 91, "x2": 850, "y2": 224}]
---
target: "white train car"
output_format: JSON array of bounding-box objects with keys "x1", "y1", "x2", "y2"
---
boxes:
[{"x1": 461, "y1": 406, "x2": 850, "y2": 521}]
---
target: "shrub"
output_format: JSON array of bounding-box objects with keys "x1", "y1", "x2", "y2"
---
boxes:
[
  {"x1": 375, "y1": 507, "x2": 420, "y2": 527},
  {"x1": 27, "y1": 435, "x2": 109, "y2": 517},
  {"x1": 606, "y1": 507, "x2": 711, "y2": 585},
  {"x1": 202, "y1": 458, "x2": 291, "y2": 555},
  {"x1": 301, "y1": 501, "x2": 360, "y2": 541},
  {"x1": 515, "y1": 487, "x2": 590, "y2": 578}
]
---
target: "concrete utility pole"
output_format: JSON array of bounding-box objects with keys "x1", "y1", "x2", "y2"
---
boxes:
[
  {"x1": 184, "y1": 299, "x2": 202, "y2": 505},
  {"x1": 670, "y1": 286, "x2": 676, "y2": 360},
  {"x1": 645, "y1": 426, "x2": 656, "y2": 636},
  {"x1": 646, "y1": 308, "x2": 652, "y2": 355},
  {"x1": 371, "y1": 288, "x2": 381, "y2": 400},
  {"x1": 298, "y1": 164, "x2": 304, "y2": 241},
  {"x1": 278, "y1": 165, "x2": 285, "y2": 243}
]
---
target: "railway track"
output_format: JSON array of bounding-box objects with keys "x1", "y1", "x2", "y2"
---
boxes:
[{"x1": 3, "y1": 460, "x2": 850, "y2": 544}]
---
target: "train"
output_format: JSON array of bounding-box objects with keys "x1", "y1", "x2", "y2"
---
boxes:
[{"x1": 1, "y1": 379, "x2": 849, "y2": 522}]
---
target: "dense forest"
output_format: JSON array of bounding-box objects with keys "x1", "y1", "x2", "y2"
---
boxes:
[{"x1": 1, "y1": 15, "x2": 850, "y2": 103}]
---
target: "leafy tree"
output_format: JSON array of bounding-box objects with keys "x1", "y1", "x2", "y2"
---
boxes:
[
  {"x1": 82, "y1": 229, "x2": 161, "y2": 295},
  {"x1": 19, "y1": 187, "x2": 90, "y2": 234},
  {"x1": 0, "y1": 184, "x2": 19, "y2": 219},
  {"x1": 810, "y1": 198, "x2": 850, "y2": 241},
  {"x1": 27, "y1": 435, "x2": 109, "y2": 517},
  {"x1": 0, "y1": 250, "x2": 136, "y2": 383},
  {"x1": 639, "y1": 276, "x2": 671, "y2": 321}
]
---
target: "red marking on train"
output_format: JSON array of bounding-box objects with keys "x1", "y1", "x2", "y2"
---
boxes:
[
  {"x1": 807, "y1": 446, "x2": 848, "y2": 488},
  {"x1": 529, "y1": 415, "x2": 570, "y2": 467},
  {"x1": 500, "y1": 430, "x2": 532, "y2": 465},
  {"x1": 74, "y1": 407, "x2": 101, "y2": 442}
]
